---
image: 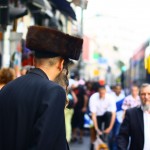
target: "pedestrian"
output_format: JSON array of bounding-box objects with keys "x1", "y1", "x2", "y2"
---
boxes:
[
  {"x1": 0, "y1": 25, "x2": 83, "y2": 150},
  {"x1": 117, "y1": 83, "x2": 150, "y2": 150},
  {"x1": 71, "y1": 79, "x2": 88, "y2": 144},
  {"x1": 122, "y1": 84, "x2": 141, "y2": 118},
  {"x1": 0, "y1": 68, "x2": 15, "y2": 89},
  {"x1": 65, "y1": 86, "x2": 78, "y2": 143},
  {"x1": 109, "y1": 84, "x2": 125, "y2": 150},
  {"x1": 89, "y1": 84, "x2": 116, "y2": 149}
]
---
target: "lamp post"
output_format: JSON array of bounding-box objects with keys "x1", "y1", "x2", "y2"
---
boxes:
[
  {"x1": 12, "y1": 0, "x2": 18, "y2": 31},
  {"x1": 77, "y1": 0, "x2": 88, "y2": 79}
]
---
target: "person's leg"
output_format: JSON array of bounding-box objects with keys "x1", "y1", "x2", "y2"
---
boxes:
[
  {"x1": 109, "y1": 120, "x2": 121, "y2": 150},
  {"x1": 113, "y1": 121, "x2": 121, "y2": 150},
  {"x1": 65, "y1": 109, "x2": 70, "y2": 142},
  {"x1": 96, "y1": 116, "x2": 105, "y2": 143},
  {"x1": 109, "y1": 121, "x2": 116, "y2": 150},
  {"x1": 103, "y1": 111, "x2": 112, "y2": 128},
  {"x1": 96, "y1": 116, "x2": 103, "y2": 130},
  {"x1": 78, "y1": 112, "x2": 85, "y2": 143},
  {"x1": 65, "y1": 109, "x2": 74, "y2": 143},
  {"x1": 71, "y1": 111, "x2": 78, "y2": 142},
  {"x1": 102, "y1": 112, "x2": 112, "y2": 143},
  {"x1": 90, "y1": 126, "x2": 96, "y2": 150}
]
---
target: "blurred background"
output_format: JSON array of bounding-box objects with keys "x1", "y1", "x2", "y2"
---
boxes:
[
  {"x1": 1, "y1": 1, "x2": 150, "y2": 149},
  {"x1": 0, "y1": 0, "x2": 150, "y2": 87},
  {"x1": 1, "y1": 0, "x2": 150, "y2": 89}
]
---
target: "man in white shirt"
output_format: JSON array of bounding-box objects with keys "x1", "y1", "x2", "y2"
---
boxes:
[
  {"x1": 89, "y1": 84, "x2": 116, "y2": 147},
  {"x1": 117, "y1": 83, "x2": 150, "y2": 150}
]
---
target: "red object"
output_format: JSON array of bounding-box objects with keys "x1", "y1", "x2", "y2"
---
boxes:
[
  {"x1": 22, "y1": 54, "x2": 33, "y2": 66},
  {"x1": 99, "y1": 80, "x2": 105, "y2": 86}
]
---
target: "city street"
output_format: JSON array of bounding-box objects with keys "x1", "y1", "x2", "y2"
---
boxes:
[
  {"x1": 69, "y1": 136, "x2": 90, "y2": 150},
  {"x1": 0, "y1": 1, "x2": 150, "y2": 150}
]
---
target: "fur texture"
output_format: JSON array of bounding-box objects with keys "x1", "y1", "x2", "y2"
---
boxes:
[{"x1": 26, "y1": 26, "x2": 83, "y2": 60}]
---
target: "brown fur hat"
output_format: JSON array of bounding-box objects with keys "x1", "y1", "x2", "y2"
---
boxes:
[{"x1": 26, "y1": 26, "x2": 83, "y2": 60}]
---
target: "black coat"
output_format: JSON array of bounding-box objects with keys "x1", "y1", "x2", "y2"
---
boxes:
[
  {"x1": 0, "y1": 68, "x2": 69, "y2": 150},
  {"x1": 117, "y1": 107, "x2": 144, "y2": 150}
]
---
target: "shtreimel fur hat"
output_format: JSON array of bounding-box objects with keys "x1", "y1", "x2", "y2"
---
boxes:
[{"x1": 26, "y1": 26, "x2": 83, "y2": 60}]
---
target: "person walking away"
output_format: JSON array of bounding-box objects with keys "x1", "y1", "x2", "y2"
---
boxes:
[
  {"x1": 0, "y1": 26, "x2": 83, "y2": 150},
  {"x1": 71, "y1": 81, "x2": 88, "y2": 143}
]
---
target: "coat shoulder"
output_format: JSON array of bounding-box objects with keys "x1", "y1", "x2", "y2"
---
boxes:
[{"x1": 126, "y1": 106, "x2": 142, "y2": 116}]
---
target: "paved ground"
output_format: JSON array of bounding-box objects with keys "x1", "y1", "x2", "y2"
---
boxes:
[{"x1": 69, "y1": 136, "x2": 91, "y2": 150}]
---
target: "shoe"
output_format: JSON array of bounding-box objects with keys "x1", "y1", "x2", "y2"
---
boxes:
[{"x1": 90, "y1": 143, "x2": 94, "y2": 150}]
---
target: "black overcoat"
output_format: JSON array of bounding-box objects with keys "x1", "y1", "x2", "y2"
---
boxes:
[
  {"x1": 0, "y1": 68, "x2": 69, "y2": 150},
  {"x1": 117, "y1": 107, "x2": 144, "y2": 150}
]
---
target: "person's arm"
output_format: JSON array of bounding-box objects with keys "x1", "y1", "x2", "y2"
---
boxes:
[
  {"x1": 122, "y1": 97, "x2": 129, "y2": 120},
  {"x1": 82, "y1": 94, "x2": 88, "y2": 112},
  {"x1": 117, "y1": 110, "x2": 130, "y2": 150},
  {"x1": 103, "y1": 112, "x2": 116, "y2": 134},
  {"x1": 71, "y1": 90, "x2": 78, "y2": 105},
  {"x1": 122, "y1": 110, "x2": 126, "y2": 120},
  {"x1": 91, "y1": 112, "x2": 102, "y2": 135},
  {"x1": 89, "y1": 94, "x2": 102, "y2": 135},
  {"x1": 104, "y1": 95, "x2": 116, "y2": 134},
  {"x1": 28, "y1": 85, "x2": 66, "y2": 150}
]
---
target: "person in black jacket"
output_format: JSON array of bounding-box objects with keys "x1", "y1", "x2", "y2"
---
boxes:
[
  {"x1": 117, "y1": 83, "x2": 150, "y2": 150},
  {"x1": 0, "y1": 26, "x2": 83, "y2": 150}
]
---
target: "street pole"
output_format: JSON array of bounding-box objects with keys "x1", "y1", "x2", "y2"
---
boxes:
[
  {"x1": 78, "y1": 0, "x2": 84, "y2": 79},
  {"x1": 12, "y1": 0, "x2": 18, "y2": 31},
  {"x1": 0, "y1": 0, "x2": 9, "y2": 68}
]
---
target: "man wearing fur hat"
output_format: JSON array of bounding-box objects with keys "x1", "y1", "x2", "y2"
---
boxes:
[{"x1": 0, "y1": 26, "x2": 83, "y2": 150}]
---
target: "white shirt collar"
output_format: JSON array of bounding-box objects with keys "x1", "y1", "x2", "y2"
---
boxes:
[{"x1": 143, "y1": 111, "x2": 150, "y2": 150}]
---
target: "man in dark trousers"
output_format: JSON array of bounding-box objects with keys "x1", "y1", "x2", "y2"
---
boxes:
[
  {"x1": 0, "y1": 26, "x2": 83, "y2": 150},
  {"x1": 117, "y1": 83, "x2": 150, "y2": 150}
]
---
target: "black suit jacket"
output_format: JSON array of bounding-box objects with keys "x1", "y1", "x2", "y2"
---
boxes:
[
  {"x1": 0, "y1": 68, "x2": 69, "y2": 150},
  {"x1": 117, "y1": 107, "x2": 144, "y2": 150}
]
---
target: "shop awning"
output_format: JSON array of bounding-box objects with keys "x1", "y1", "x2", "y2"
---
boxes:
[
  {"x1": 49, "y1": 0, "x2": 76, "y2": 20},
  {"x1": 28, "y1": 0, "x2": 53, "y2": 17},
  {"x1": 9, "y1": 6, "x2": 28, "y2": 20}
]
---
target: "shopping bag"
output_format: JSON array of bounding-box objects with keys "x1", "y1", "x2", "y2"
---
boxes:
[{"x1": 93, "y1": 135, "x2": 109, "y2": 150}]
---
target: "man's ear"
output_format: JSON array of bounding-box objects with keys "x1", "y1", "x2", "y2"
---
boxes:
[{"x1": 58, "y1": 58, "x2": 64, "y2": 71}]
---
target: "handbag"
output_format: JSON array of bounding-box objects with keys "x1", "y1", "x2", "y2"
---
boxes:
[{"x1": 93, "y1": 135, "x2": 109, "y2": 150}]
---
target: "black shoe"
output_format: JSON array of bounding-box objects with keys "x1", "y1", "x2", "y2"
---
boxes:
[{"x1": 90, "y1": 143, "x2": 94, "y2": 150}]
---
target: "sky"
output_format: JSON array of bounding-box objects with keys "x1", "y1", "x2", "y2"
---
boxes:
[{"x1": 82, "y1": 0, "x2": 150, "y2": 66}]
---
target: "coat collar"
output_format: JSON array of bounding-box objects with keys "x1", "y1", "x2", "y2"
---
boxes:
[{"x1": 29, "y1": 68, "x2": 49, "y2": 80}]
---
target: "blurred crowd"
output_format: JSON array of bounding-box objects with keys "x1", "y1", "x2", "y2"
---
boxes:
[
  {"x1": 65, "y1": 74, "x2": 141, "y2": 150},
  {"x1": 0, "y1": 66, "x2": 143, "y2": 150}
]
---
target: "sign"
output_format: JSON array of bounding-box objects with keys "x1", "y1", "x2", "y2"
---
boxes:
[{"x1": 93, "y1": 69, "x2": 100, "y2": 76}]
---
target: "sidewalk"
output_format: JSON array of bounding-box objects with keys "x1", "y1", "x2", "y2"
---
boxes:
[{"x1": 69, "y1": 136, "x2": 90, "y2": 150}]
